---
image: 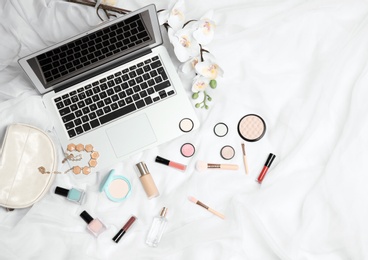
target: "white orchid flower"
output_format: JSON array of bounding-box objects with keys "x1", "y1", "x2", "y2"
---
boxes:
[
  {"x1": 195, "y1": 60, "x2": 223, "y2": 80},
  {"x1": 180, "y1": 56, "x2": 200, "y2": 76},
  {"x1": 168, "y1": 28, "x2": 200, "y2": 62},
  {"x1": 191, "y1": 75, "x2": 210, "y2": 92},
  {"x1": 180, "y1": 52, "x2": 216, "y2": 75},
  {"x1": 158, "y1": 0, "x2": 186, "y2": 30},
  {"x1": 192, "y1": 10, "x2": 216, "y2": 45}
]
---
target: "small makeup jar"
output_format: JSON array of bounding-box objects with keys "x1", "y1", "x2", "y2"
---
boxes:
[
  {"x1": 180, "y1": 143, "x2": 195, "y2": 157},
  {"x1": 100, "y1": 169, "x2": 131, "y2": 202},
  {"x1": 213, "y1": 122, "x2": 228, "y2": 137},
  {"x1": 179, "y1": 118, "x2": 194, "y2": 133},
  {"x1": 220, "y1": 145, "x2": 235, "y2": 160}
]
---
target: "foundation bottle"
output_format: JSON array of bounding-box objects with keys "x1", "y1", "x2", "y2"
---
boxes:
[{"x1": 136, "y1": 162, "x2": 159, "y2": 199}]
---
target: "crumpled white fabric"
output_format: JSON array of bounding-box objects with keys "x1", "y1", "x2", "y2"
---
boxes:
[{"x1": 1, "y1": 0, "x2": 368, "y2": 259}]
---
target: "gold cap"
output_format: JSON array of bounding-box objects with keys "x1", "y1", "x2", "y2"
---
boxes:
[
  {"x1": 136, "y1": 161, "x2": 150, "y2": 177},
  {"x1": 160, "y1": 207, "x2": 168, "y2": 217}
]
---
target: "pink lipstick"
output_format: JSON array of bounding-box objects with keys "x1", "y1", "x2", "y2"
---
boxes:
[{"x1": 155, "y1": 156, "x2": 187, "y2": 171}]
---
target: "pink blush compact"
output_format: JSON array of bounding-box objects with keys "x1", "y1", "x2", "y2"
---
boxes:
[
  {"x1": 237, "y1": 114, "x2": 266, "y2": 142},
  {"x1": 180, "y1": 143, "x2": 195, "y2": 157}
]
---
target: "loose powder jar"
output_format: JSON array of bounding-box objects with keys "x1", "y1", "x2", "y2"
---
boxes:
[
  {"x1": 220, "y1": 145, "x2": 235, "y2": 160},
  {"x1": 237, "y1": 114, "x2": 266, "y2": 142},
  {"x1": 213, "y1": 122, "x2": 228, "y2": 137}
]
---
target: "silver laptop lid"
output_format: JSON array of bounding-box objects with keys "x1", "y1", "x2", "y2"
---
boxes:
[{"x1": 18, "y1": 4, "x2": 162, "y2": 95}]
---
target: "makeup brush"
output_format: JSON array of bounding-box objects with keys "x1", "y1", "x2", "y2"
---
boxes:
[
  {"x1": 241, "y1": 143, "x2": 249, "y2": 175},
  {"x1": 188, "y1": 196, "x2": 225, "y2": 219},
  {"x1": 196, "y1": 161, "x2": 239, "y2": 172}
]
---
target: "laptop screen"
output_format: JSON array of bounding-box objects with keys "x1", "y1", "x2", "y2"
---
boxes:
[{"x1": 21, "y1": 6, "x2": 160, "y2": 93}]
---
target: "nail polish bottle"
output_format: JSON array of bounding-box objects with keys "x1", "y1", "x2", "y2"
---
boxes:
[
  {"x1": 146, "y1": 207, "x2": 168, "y2": 247},
  {"x1": 80, "y1": 210, "x2": 106, "y2": 237},
  {"x1": 136, "y1": 162, "x2": 159, "y2": 199},
  {"x1": 54, "y1": 186, "x2": 85, "y2": 204}
]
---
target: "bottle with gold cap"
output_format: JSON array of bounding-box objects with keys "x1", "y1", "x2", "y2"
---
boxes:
[
  {"x1": 135, "y1": 161, "x2": 159, "y2": 199},
  {"x1": 146, "y1": 207, "x2": 168, "y2": 247}
]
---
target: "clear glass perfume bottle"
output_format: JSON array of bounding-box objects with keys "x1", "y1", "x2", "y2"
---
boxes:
[{"x1": 146, "y1": 207, "x2": 168, "y2": 247}]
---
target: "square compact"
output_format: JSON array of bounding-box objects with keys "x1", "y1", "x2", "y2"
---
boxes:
[{"x1": 100, "y1": 169, "x2": 131, "y2": 202}]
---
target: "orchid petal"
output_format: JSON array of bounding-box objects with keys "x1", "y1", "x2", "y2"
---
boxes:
[
  {"x1": 195, "y1": 60, "x2": 223, "y2": 79},
  {"x1": 192, "y1": 19, "x2": 216, "y2": 45},
  {"x1": 167, "y1": 0, "x2": 186, "y2": 30},
  {"x1": 200, "y1": 10, "x2": 214, "y2": 21},
  {"x1": 158, "y1": 10, "x2": 170, "y2": 26},
  {"x1": 181, "y1": 56, "x2": 200, "y2": 74},
  {"x1": 191, "y1": 76, "x2": 210, "y2": 92},
  {"x1": 169, "y1": 28, "x2": 200, "y2": 62}
]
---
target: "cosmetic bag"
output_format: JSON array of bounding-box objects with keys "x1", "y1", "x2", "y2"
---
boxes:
[{"x1": 0, "y1": 123, "x2": 56, "y2": 210}]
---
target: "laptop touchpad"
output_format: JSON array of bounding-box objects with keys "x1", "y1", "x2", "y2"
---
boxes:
[{"x1": 106, "y1": 113, "x2": 157, "y2": 157}]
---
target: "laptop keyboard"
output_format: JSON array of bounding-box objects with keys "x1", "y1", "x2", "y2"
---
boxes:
[
  {"x1": 53, "y1": 55, "x2": 175, "y2": 138},
  {"x1": 37, "y1": 14, "x2": 150, "y2": 84}
]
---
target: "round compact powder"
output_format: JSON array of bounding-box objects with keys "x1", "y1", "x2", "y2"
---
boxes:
[
  {"x1": 220, "y1": 145, "x2": 235, "y2": 160},
  {"x1": 180, "y1": 143, "x2": 195, "y2": 157},
  {"x1": 213, "y1": 122, "x2": 228, "y2": 137},
  {"x1": 100, "y1": 170, "x2": 132, "y2": 202},
  {"x1": 108, "y1": 179, "x2": 130, "y2": 199},
  {"x1": 237, "y1": 114, "x2": 266, "y2": 142},
  {"x1": 179, "y1": 118, "x2": 194, "y2": 132}
]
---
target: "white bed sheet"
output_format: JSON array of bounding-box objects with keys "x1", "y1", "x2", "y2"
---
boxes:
[{"x1": 1, "y1": 0, "x2": 368, "y2": 259}]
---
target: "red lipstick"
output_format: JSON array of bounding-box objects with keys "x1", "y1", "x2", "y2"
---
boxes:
[
  {"x1": 257, "y1": 153, "x2": 276, "y2": 184},
  {"x1": 112, "y1": 216, "x2": 137, "y2": 243},
  {"x1": 155, "y1": 156, "x2": 187, "y2": 171}
]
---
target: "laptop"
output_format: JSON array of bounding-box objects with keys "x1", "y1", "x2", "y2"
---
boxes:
[{"x1": 18, "y1": 4, "x2": 199, "y2": 171}]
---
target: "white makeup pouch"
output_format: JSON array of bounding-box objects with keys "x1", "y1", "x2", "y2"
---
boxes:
[{"x1": 0, "y1": 123, "x2": 56, "y2": 210}]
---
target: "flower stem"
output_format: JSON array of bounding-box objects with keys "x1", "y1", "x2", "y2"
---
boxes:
[
  {"x1": 196, "y1": 91, "x2": 212, "y2": 109},
  {"x1": 182, "y1": 19, "x2": 197, "y2": 28},
  {"x1": 199, "y1": 44, "x2": 210, "y2": 62}
]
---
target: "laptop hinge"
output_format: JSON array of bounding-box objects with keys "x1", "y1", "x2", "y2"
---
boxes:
[{"x1": 55, "y1": 48, "x2": 152, "y2": 93}]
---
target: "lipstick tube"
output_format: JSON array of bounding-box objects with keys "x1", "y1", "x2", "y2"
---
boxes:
[
  {"x1": 155, "y1": 156, "x2": 187, "y2": 171},
  {"x1": 112, "y1": 215, "x2": 137, "y2": 243},
  {"x1": 257, "y1": 153, "x2": 276, "y2": 184}
]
